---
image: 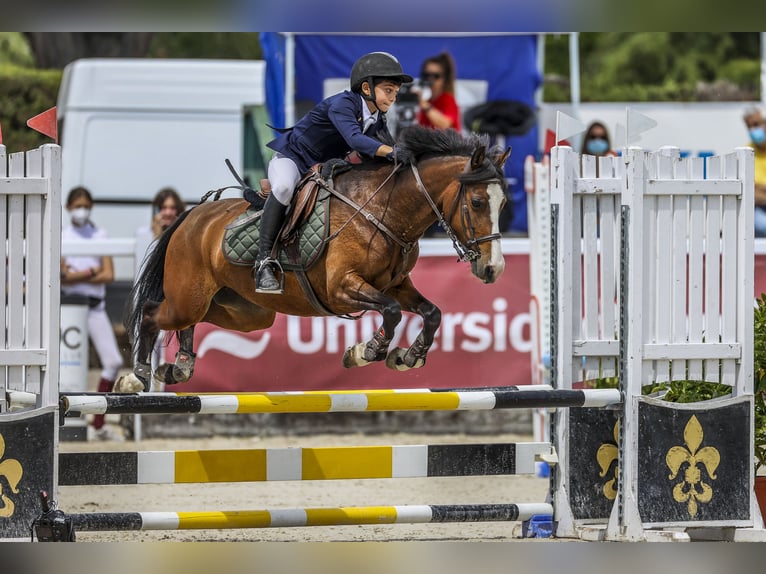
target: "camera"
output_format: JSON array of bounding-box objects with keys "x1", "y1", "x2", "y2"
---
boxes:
[
  {"x1": 393, "y1": 80, "x2": 432, "y2": 135},
  {"x1": 31, "y1": 491, "x2": 76, "y2": 542}
]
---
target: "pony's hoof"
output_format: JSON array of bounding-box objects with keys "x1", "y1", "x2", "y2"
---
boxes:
[
  {"x1": 172, "y1": 365, "x2": 193, "y2": 383},
  {"x1": 154, "y1": 363, "x2": 177, "y2": 385},
  {"x1": 385, "y1": 348, "x2": 425, "y2": 371},
  {"x1": 342, "y1": 343, "x2": 371, "y2": 368},
  {"x1": 113, "y1": 373, "x2": 147, "y2": 393}
]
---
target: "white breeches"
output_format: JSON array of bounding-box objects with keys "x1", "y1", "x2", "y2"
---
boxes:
[
  {"x1": 267, "y1": 153, "x2": 301, "y2": 206},
  {"x1": 88, "y1": 302, "x2": 124, "y2": 381}
]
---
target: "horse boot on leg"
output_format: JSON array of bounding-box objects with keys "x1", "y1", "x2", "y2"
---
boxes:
[{"x1": 254, "y1": 194, "x2": 288, "y2": 294}]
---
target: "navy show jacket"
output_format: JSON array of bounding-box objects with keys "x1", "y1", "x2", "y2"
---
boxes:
[{"x1": 267, "y1": 90, "x2": 392, "y2": 174}]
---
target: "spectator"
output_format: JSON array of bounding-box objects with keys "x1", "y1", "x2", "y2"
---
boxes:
[
  {"x1": 151, "y1": 186, "x2": 187, "y2": 238},
  {"x1": 581, "y1": 121, "x2": 616, "y2": 157},
  {"x1": 61, "y1": 186, "x2": 124, "y2": 441},
  {"x1": 416, "y1": 52, "x2": 461, "y2": 132},
  {"x1": 743, "y1": 106, "x2": 766, "y2": 237}
]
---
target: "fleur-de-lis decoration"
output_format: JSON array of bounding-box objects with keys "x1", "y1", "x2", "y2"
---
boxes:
[
  {"x1": 596, "y1": 421, "x2": 619, "y2": 500},
  {"x1": 0, "y1": 433, "x2": 23, "y2": 518},
  {"x1": 666, "y1": 415, "x2": 720, "y2": 517}
]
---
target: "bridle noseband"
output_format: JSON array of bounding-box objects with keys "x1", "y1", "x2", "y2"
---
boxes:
[{"x1": 410, "y1": 163, "x2": 503, "y2": 262}]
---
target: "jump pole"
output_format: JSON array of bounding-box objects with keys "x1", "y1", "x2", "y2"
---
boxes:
[
  {"x1": 59, "y1": 388, "x2": 622, "y2": 416},
  {"x1": 67, "y1": 503, "x2": 554, "y2": 532},
  {"x1": 58, "y1": 442, "x2": 554, "y2": 485}
]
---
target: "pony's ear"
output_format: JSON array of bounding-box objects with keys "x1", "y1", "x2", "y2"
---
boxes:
[
  {"x1": 470, "y1": 145, "x2": 486, "y2": 170},
  {"x1": 495, "y1": 147, "x2": 512, "y2": 169}
]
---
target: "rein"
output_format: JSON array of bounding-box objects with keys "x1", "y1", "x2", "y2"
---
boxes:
[
  {"x1": 323, "y1": 164, "x2": 414, "y2": 253},
  {"x1": 410, "y1": 163, "x2": 502, "y2": 262}
]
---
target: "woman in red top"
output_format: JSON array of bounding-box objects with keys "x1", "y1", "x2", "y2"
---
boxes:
[{"x1": 417, "y1": 52, "x2": 461, "y2": 132}]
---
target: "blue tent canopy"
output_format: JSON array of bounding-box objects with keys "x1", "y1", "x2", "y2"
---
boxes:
[{"x1": 260, "y1": 33, "x2": 542, "y2": 233}]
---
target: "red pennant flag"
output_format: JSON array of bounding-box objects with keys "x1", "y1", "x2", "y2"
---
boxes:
[{"x1": 27, "y1": 107, "x2": 58, "y2": 142}]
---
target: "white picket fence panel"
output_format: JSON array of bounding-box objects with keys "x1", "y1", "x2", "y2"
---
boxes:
[
  {"x1": 549, "y1": 145, "x2": 753, "y2": 396},
  {"x1": 545, "y1": 144, "x2": 755, "y2": 538},
  {"x1": 525, "y1": 155, "x2": 552, "y2": 388},
  {"x1": 552, "y1": 149, "x2": 625, "y2": 390},
  {"x1": 0, "y1": 144, "x2": 62, "y2": 411},
  {"x1": 620, "y1": 145, "x2": 754, "y2": 397}
]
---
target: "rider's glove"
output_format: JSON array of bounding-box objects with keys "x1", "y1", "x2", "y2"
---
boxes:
[{"x1": 385, "y1": 146, "x2": 413, "y2": 165}]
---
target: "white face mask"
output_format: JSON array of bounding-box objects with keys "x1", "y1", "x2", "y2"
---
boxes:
[{"x1": 70, "y1": 207, "x2": 91, "y2": 226}]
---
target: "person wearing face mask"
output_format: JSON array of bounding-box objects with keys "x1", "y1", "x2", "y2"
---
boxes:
[
  {"x1": 582, "y1": 121, "x2": 616, "y2": 158},
  {"x1": 743, "y1": 106, "x2": 766, "y2": 237},
  {"x1": 61, "y1": 186, "x2": 124, "y2": 440}
]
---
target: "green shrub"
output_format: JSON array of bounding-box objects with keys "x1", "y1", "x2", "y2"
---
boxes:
[{"x1": 0, "y1": 64, "x2": 61, "y2": 152}]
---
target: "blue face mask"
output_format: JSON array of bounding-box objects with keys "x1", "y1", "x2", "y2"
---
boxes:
[
  {"x1": 586, "y1": 138, "x2": 609, "y2": 155},
  {"x1": 750, "y1": 126, "x2": 766, "y2": 146}
]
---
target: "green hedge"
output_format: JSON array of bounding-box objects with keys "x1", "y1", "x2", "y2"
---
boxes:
[{"x1": 0, "y1": 64, "x2": 61, "y2": 153}]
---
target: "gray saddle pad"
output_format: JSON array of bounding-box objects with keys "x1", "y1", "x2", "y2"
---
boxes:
[{"x1": 222, "y1": 190, "x2": 330, "y2": 270}]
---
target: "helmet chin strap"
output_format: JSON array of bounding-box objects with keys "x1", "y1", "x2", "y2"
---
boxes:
[{"x1": 362, "y1": 77, "x2": 382, "y2": 113}]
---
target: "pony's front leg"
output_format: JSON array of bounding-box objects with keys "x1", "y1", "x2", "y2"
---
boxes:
[
  {"x1": 342, "y1": 299, "x2": 402, "y2": 368},
  {"x1": 385, "y1": 280, "x2": 441, "y2": 371}
]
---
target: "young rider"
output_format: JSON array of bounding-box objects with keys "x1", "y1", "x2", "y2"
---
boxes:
[{"x1": 256, "y1": 51, "x2": 413, "y2": 294}]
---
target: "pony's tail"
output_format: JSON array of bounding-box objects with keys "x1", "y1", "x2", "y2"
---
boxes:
[{"x1": 124, "y1": 209, "x2": 193, "y2": 348}]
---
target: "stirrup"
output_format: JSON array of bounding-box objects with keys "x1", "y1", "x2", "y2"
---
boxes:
[{"x1": 255, "y1": 258, "x2": 285, "y2": 294}]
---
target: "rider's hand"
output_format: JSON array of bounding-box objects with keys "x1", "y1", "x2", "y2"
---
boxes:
[{"x1": 386, "y1": 146, "x2": 413, "y2": 165}]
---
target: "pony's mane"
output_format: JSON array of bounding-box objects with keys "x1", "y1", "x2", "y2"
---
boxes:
[
  {"x1": 349, "y1": 125, "x2": 507, "y2": 189},
  {"x1": 396, "y1": 125, "x2": 487, "y2": 159},
  {"x1": 396, "y1": 125, "x2": 508, "y2": 189}
]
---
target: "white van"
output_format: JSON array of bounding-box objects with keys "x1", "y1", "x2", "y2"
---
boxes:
[{"x1": 57, "y1": 58, "x2": 269, "y2": 280}]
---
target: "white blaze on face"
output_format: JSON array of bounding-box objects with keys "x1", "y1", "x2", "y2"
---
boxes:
[{"x1": 486, "y1": 182, "x2": 505, "y2": 270}]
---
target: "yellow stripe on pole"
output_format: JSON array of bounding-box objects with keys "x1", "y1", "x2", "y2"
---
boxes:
[
  {"x1": 302, "y1": 389, "x2": 398, "y2": 394},
  {"x1": 302, "y1": 446, "x2": 393, "y2": 480},
  {"x1": 365, "y1": 392, "x2": 461, "y2": 411},
  {"x1": 175, "y1": 449, "x2": 268, "y2": 483},
  {"x1": 234, "y1": 394, "x2": 333, "y2": 413},
  {"x1": 304, "y1": 506, "x2": 398, "y2": 526},
  {"x1": 176, "y1": 511, "x2": 272, "y2": 529}
]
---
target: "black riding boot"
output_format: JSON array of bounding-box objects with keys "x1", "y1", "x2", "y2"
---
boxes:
[{"x1": 255, "y1": 195, "x2": 288, "y2": 293}]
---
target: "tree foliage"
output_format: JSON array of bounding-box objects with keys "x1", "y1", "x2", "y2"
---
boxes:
[
  {"x1": 147, "y1": 33, "x2": 261, "y2": 60},
  {"x1": 23, "y1": 33, "x2": 154, "y2": 69},
  {"x1": 544, "y1": 32, "x2": 761, "y2": 102},
  {"x1": 0, "y1": 33, "x2": 34, "y2": 67}
]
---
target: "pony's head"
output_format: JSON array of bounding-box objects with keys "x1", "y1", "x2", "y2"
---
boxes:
[
  {"x1": 398, "y1": 127, "x2": 510, "y2": 283},
  {"x1": 451, "y1": 143, "x2": 510, "y2": 283}
]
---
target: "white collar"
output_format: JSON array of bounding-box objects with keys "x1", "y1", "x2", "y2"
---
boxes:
[{"x1": 360, "y1": 95, "x2": 378, "y2": 126}]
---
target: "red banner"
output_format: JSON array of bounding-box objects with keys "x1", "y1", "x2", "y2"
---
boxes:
[{"x1": 166, "y1": 253, "x2": 766, "y2": 393}]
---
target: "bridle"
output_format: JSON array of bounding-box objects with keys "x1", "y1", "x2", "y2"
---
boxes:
[{"x1": 410, "y1": 162, "x2": 503, "y2": 262}]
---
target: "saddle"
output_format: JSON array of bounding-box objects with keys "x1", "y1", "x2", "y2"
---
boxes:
[
  {"x1": 242, "y1": 171, "x2": 320, "y2": 236},
  {"x1": 280, "y1": 168, "x2": 323, "y2": 247},
  {"x1": 246, "y1": 157, "x2": 353, "y2": 249}
]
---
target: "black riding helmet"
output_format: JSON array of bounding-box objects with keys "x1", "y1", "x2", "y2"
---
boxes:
[{"x1": 350, "y1": 52, "x2": 413, "y2": 107}]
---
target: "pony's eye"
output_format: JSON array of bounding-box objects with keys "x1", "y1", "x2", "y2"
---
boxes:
[{"x1": 470, "y1": 197, "x2": 484, "y2": 209}]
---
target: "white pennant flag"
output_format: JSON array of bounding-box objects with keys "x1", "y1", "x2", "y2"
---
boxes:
[
  {"x1": 555, "y1": 110, "x2": 587, "y2": 144},
  {"x1": 614, "y1": 123, "x2": 639, "y2": 150},
  {"x1": 626, "y1": 107, "x2": 657, "y2": 145}
]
